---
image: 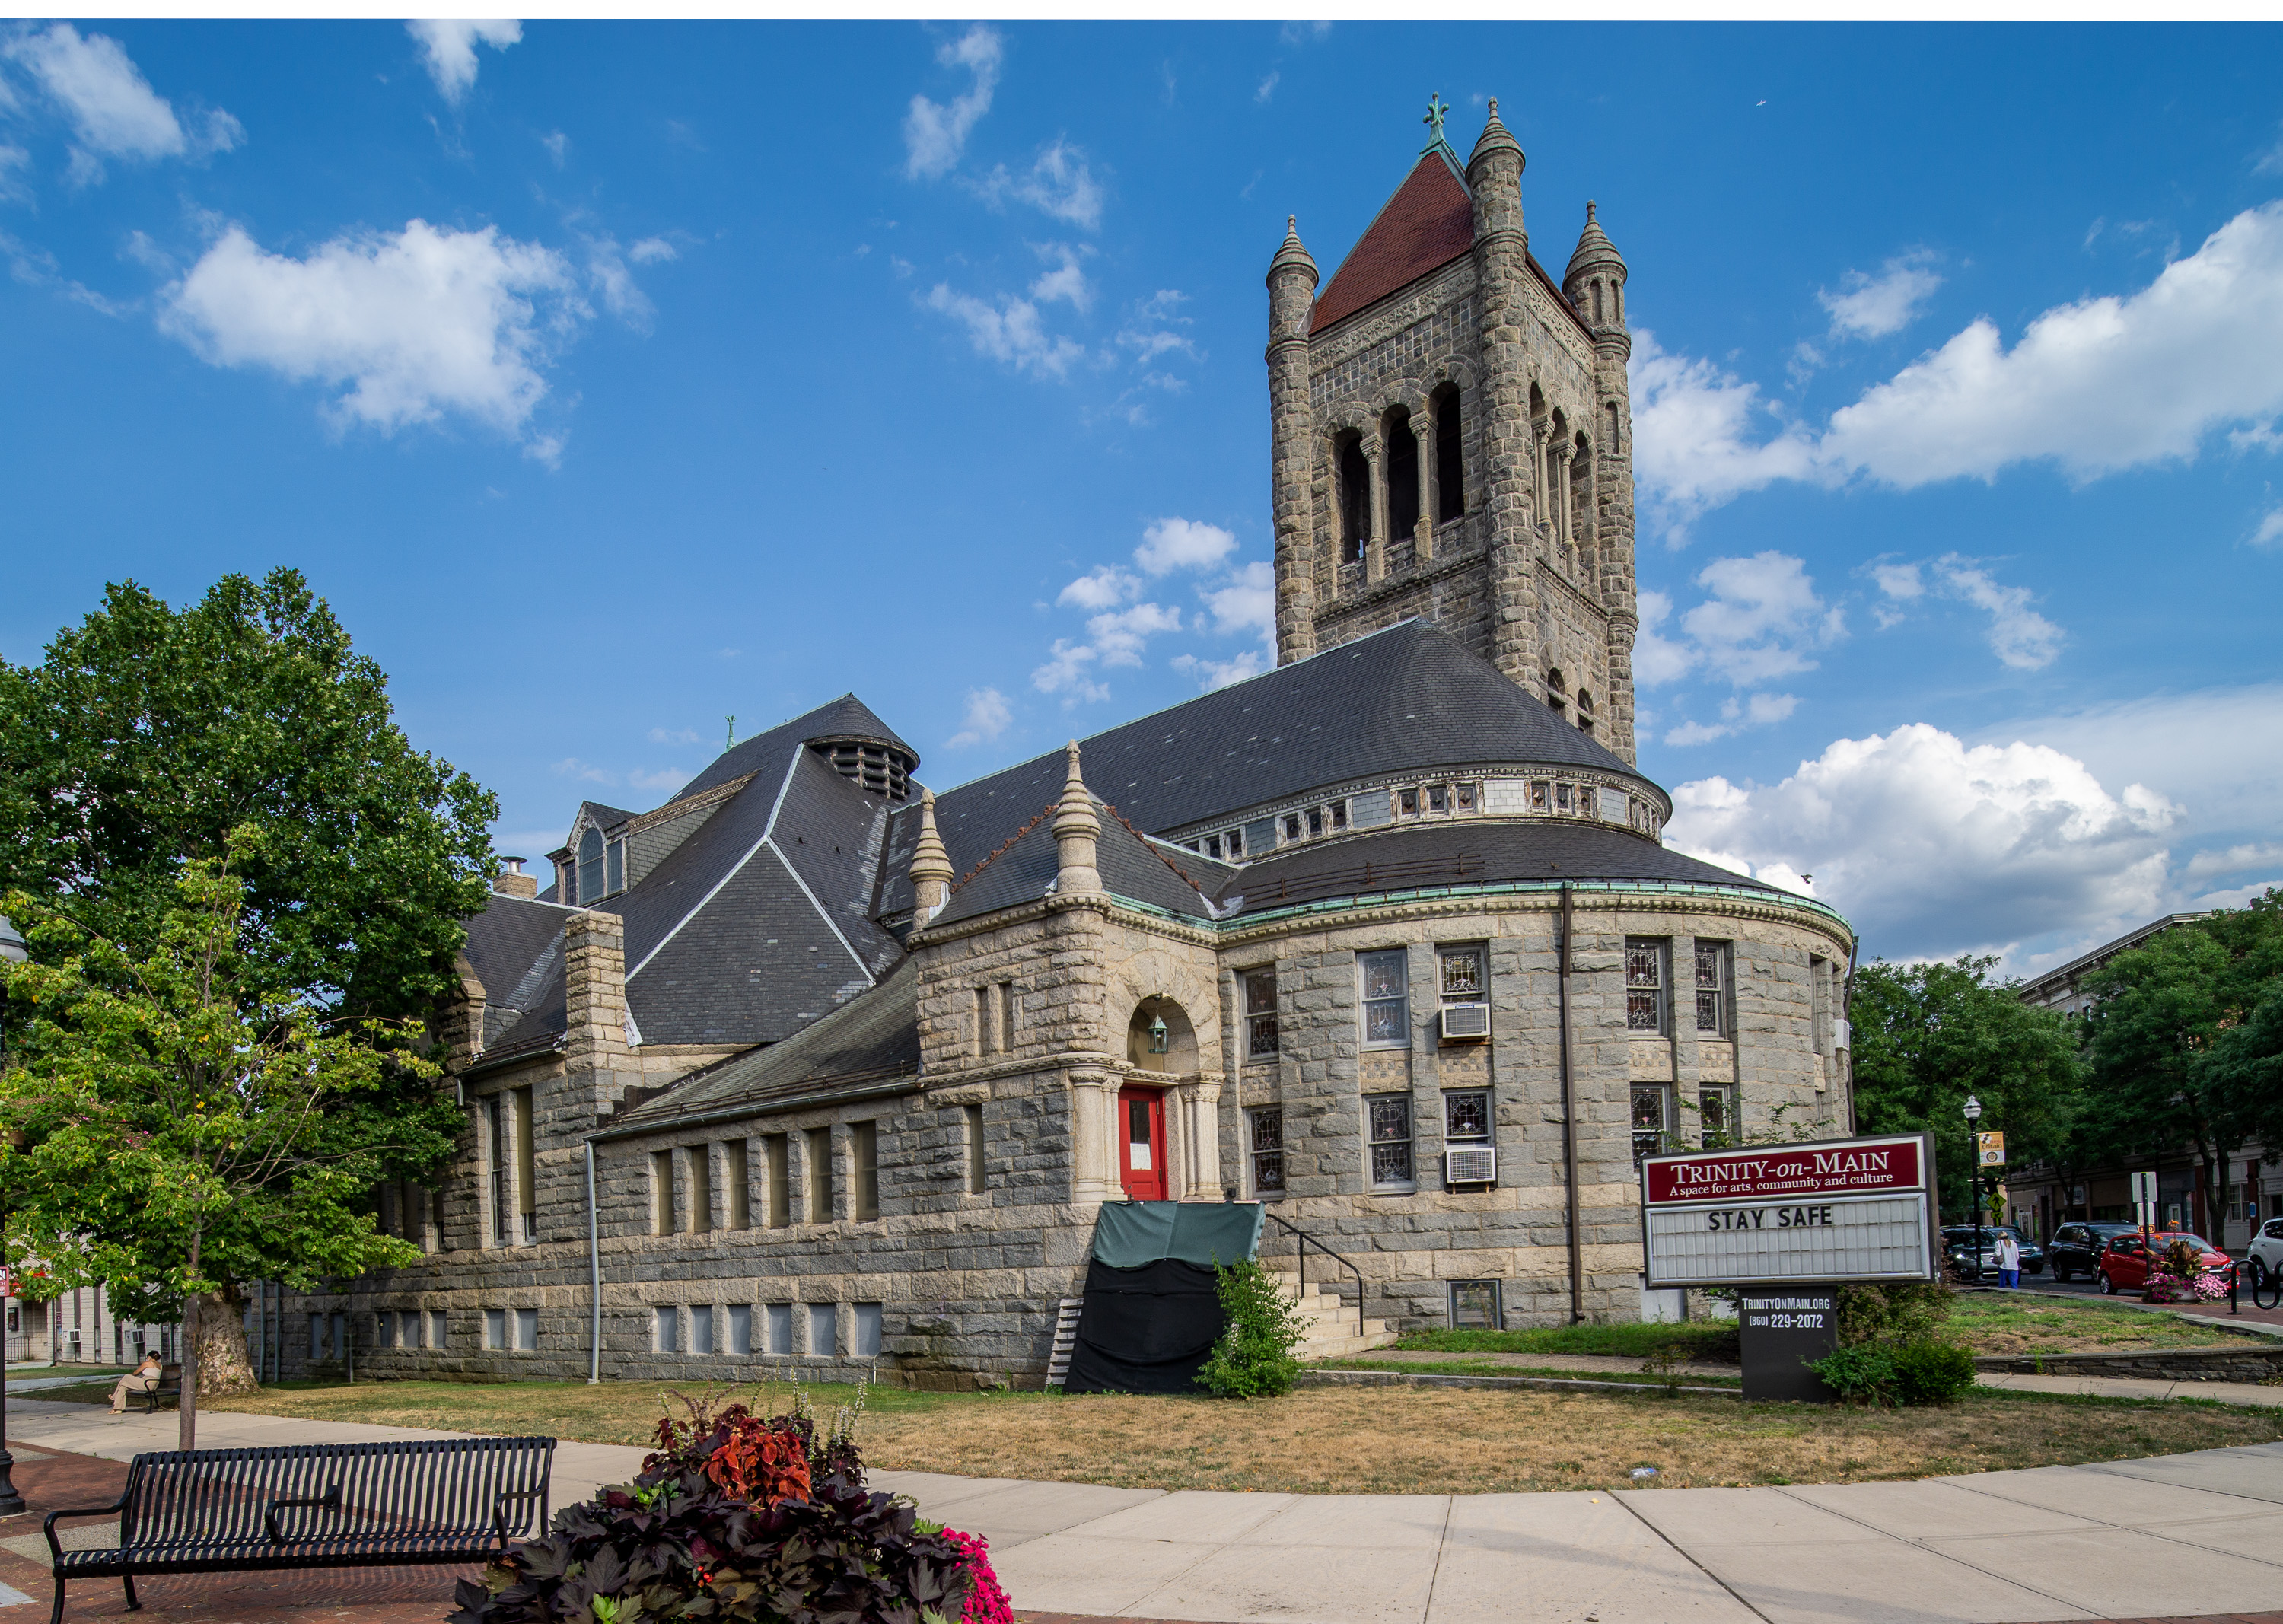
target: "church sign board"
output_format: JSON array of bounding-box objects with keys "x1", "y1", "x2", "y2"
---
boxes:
[
  {"x1": 1641, "y1": 1132, "x2": 1937, "y2": 1402},
  {"x1": 1638, "y1": 1132, "x2": 1938, "y2": 1291}
]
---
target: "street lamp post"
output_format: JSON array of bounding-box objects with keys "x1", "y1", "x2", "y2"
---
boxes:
[
  {"x1": 0, "y1": 915, "x2": 30, "y2": 1517},
  {"x1": 1963, "y1": 1094, "x2": 1985, "y2": 1285}
]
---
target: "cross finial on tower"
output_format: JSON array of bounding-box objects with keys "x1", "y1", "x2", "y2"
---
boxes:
[{"x1": 1422, "y1": 94, "x2": 1450, "y2": 152}]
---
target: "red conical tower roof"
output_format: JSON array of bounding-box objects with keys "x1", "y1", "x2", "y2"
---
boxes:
[{"x1": 1309, "y1": 150, "x2": 1475, "y2": 334}]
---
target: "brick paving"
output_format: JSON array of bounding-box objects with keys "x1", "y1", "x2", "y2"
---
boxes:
[{"x1": 0, "y1": 1446, "x2": 472, "y2": 1621}]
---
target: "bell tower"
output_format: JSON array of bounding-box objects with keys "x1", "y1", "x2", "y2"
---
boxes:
[{"x1": 1266, "y1": 98, "x2": 1641, "y2": 765}]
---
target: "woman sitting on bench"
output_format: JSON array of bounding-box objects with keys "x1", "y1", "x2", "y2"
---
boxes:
[{"x1": 109, "y1": 1353, "x2": 164, "y2": 1415}]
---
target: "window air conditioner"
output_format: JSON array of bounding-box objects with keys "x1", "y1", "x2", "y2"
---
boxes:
[
  {"x1": 1440, "y1": 1002, "x2": 1492, "y2": 1040},
  {"x1": 1446, "y1": 1145, "x2": 1497, "y2": 1185}
]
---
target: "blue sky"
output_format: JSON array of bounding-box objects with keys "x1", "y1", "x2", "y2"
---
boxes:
[{"x1": 4, "y1": 20, "x2": 2281, "y2": 973}]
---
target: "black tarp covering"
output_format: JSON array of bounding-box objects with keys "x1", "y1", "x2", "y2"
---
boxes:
[{"x1": 1062, "y1": 1257, "x2": 1224, "y2": 1395}]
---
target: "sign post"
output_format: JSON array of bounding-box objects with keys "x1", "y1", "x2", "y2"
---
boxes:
[
  {"x1": 2130, "y1": 1170, "x2": 2158, "y2": 1246},
  {"x1": 1641, "y1": 1132, "x2": 1938, "y2": 1403}
]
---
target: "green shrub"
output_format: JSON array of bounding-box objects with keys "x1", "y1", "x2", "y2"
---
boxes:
[
  {"x1": 1807, "y1": 1344, "x2": 1897, "y2": 1406},
  {"x1": 1197, "y1": 1259, "x2": 1307, "y2": 1399},
  {"x1": 1892, "y1": 1339, "x2": 1978, "y2": 1406},
  {"x1": 1836, "y1": 1281, "x2": 1954, "y2": 1347}
]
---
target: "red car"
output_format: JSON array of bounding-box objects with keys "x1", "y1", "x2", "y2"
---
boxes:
[{"x1": 2097, "y1": 1231, "x2": 2230, "y2": 1294}]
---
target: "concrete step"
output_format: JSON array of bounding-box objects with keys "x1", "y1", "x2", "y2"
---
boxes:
[{"x1": 1298, "y1": 1329, "x2": 1402, "y2": 1358}]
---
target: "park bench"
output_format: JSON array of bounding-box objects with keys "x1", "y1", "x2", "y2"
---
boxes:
[
  {"x1": 128, "y1": 1364, "x2": 181, "y2": 1415},
  {"x1": 42, "y1": 1435, "x2": 554, "y2": 1624}
]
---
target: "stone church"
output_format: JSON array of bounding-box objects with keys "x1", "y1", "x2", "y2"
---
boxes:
[{"x1": 284, "y1": 103, "x2": 1857, "y2": 1387}]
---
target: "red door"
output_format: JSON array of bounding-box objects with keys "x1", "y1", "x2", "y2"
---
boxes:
[{"x1": 1118, "y1": 1085, "x2": 1168, "y2": 1201}]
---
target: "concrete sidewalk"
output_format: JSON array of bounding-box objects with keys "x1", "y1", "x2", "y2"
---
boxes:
[{"x1": 8, "y1": 1398, "x2": 2280, "y2": 1623}]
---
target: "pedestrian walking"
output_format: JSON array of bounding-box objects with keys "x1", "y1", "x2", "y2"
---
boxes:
[{"x1": 1995, "y1": 1228, "x2": 2021, "y2": 1289}]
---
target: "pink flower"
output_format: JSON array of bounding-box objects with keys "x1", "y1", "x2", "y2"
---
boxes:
[{"x1": 941, "y1": 1528, "x2": 1014, "y2": 1624}]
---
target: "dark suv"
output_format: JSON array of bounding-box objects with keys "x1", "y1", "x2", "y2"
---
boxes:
[
  {"x1": 1942, "y1": 1225, "x2": 2044, "y2": 1280},
  {"x1": 2049, "y1": 1221, "x2": 2139, "y2": 1282}
]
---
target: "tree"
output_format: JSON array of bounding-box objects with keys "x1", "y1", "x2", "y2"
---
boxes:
[
  {"x1": 0, "y1": 833, "x2": 458, "y2": 1448},
  {"x1": 0, "y1": 568, "x2": 497, "y2": 1400},
  {"x1": 1848, "y1": 956, "x2": 2084, "y2": 1221},
  {"x1": 0, "y1": 568, "x2": 498, "y2": 1019},
  {"x1": 2081, "y1": 895, "x2": 2283, "y2": 1240}
]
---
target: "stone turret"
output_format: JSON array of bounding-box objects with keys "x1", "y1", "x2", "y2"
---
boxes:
[
  {"x1": 908, "y1": 789, "x2": 954, "y2": 929},
  {"x1": 1468, "y1": 98, "x2": 1540, "y2": 692},
  {"x1": 1051, "y1": 741, "x2": 1102, "y2": 896},
  {"x1": 1564, "y1": 202, "x2": 1641, "y2": 766},
  {"x1": 1266, "y1": 215, "x2": 1320, "y2": 667}
]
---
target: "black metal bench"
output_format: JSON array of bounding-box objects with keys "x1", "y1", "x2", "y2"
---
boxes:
[
  {"x1": 128, "y1": 1364, "x2": 180, "y2": 1415},
  {"x1": 43, "y1": 1435, "x2": 554, "y2": 1624}
]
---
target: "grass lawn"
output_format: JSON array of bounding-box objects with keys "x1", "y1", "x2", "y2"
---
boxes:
[
  {"x1": 28, "y1": 1374, "x2": 2282, "y2": 1495},
  {"x1": 1390, "y1": 1320, "x2": 1742, "y2": 1362},
  {"x1": 1947, "y1": 1292, "x2": 2265, "y2": 1355}
]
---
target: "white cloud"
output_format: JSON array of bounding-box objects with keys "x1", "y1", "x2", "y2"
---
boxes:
[
  {"x1": 1667, "y1": 724, "x2": 2180, "y2": 960},
  {"x1": 2, "y1": 24, "x2": 239, "y2": 174},
  {"x1": 2254, "y1": 505, "x2": 2283, "y2": 548},
  {"x1": 1116, "y1": 288, "x2": 1199, "y2": 366},
  {"x1": 541, "y1": 129, "x2": 568, "y2": 167},
  {"x1": 1032, "y1": 638, "x2": 1109, "y2": 705},
  {"x1": 1086, "y1": 601, "x2": 1181, "y2": 667},
  {"x1": 1628, "y1": 330, "x2": 1816, "y2": 541},
  {"x1": 1202, "y1": 559, "x2": 1275, "y2": 638},
  {"x1": 1818, "y1": 252, "x2": 1942, "y2": 339},
  {"x1": 1, "y1": 226, "x2": 126, "y2": 314},
  {"x1": 0, "y1": 143, "x2": 27, "y2": 203},
  {"x1": 1635, "y1": 203, "x2": 2283, "y2": 533},
  {"x1": 551, "y1": 756, "x2": 619, "y2": 785},
  {"x1": 903, "y1": 25, "x2": 1001, "y2": 181},
  {"x1": 629, "y1": 237, "x2": 676, "y2": 265},
  {"x1": 1632, "y1": 590, "x2": 1693, "y2": 686},
  {"x1": 1982, "y1": 684, "x2": 2283, "y2": 840},
  {"x1": 1674, "y1": 551, "x2": 1842, "y2": 686},
  {"x1": 2183, "y1": 842, "x2": 2283, "y2": 882},
  {"x1": 1173, "y1": 649, "x2": 1269, "y2": 691},
  {"x1": 648, "y1": 726, "x2": 702, "y2": 745},
  {"x1": 998, "y1": 138, "x2": 1103, "y2": 231},
  {"x1": 945, "y1": 686, "x2": 1012, "y2": 749},
  {"x1": 1931, "y1": 556, "x2": 2062, "y2": 669},
  {"x1": 626, "y1": 767, "x2": 687, "y2": 794},
  {"x1": 1660, "y1": 690, "x2": 1797, "y2": 748},
  {"x1": 159, "y1": 218, "x2": 586, "y2": 449},
  {"x1": 582, "y1": 235, "x2": 653, "y2": 329},
  {"x1": 1867, "y1": 554, "x2": 2063, "y2": 668},
  {"x1": 922, "y1": 282, "x2": 1083, "y2": 379},
  {"x1": 405, "y1": 20, "x2": 521, "y2": 104},
  {"x1": 1255, "y1": 72, "x2": 1279, "y2": 103},
  {"x1": 1135, "y1": 517, "x2": 1236, "y2": 575},
  {"x1": 1027, "y1": 241, "x2": 1091, "y2": 312},
  {"x1": 1056, "y1": 565, "x2": 1138, "y2": 610}
]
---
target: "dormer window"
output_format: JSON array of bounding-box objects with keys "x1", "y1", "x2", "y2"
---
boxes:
[
  {"x1": 1399, "y1": 788, "x2": 1419, "y2": 816},
  {"x1": 1454, "y1": 783, "x2": 1477, "y2": 812},
  {"x1": 606, "y1": 836, "x2": 625, "y2": 893},
  {"x1": 1555, "y1": 783, "x2": 1575, "y2": 814},
  {"x1": 1205, "y1": 834, "x2": 1222, "y2": 859},
  {"x1": 1530, "y1": 781, "x2": 1549, "y2": 810},
  {"x1": 1226, "y1": 826, "x2": 1245, "y2": 858},
  {"x1": 577, "y1": 828, "x2": 604, "y2": 904},
  {"x1": 1427, "y1": 784, "x2": 1449, "y2": 814}
]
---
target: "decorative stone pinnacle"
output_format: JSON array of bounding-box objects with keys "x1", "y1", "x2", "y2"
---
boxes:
[
  {"x1": 1052, "y1": 740, "x2": 1103, "y2": 895},
  {"x1": 1587, "y1": 201, "x2": 1597, "y2": 222},
  {"x1": 909, "y1": 788, "x2": 954, "y2": 928}
]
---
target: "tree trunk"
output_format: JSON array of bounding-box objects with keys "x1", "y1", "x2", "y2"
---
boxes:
[
  {"x1": 193, "y1": 1284, "x2": 258, "y2": 1396},
  {"x1": 178, "y1": 1290, "x2": 199, "y2": 1452}
]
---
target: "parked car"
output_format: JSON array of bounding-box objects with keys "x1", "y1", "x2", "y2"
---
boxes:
[
  {"x1": 2096, "y1": 1231, "x2": 2230, "y2": 1295},
  {"x1": 2246, "y1": 1218, "x2": 2283, "y2": 1291},
  {"x1": 1941, "y1": 1224, "x2": 2044, "y2": 1280},
  {"x1": 2049, "y1": 1221, "x2": 2140, "y2": 1282}
]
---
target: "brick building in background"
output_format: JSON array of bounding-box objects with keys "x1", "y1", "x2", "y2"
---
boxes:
[{"x1": 275, "y1": 103, "x2": 1856, "y2": 1389}]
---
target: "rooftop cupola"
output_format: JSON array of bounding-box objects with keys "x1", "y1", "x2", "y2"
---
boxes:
[
  {"x1": 909, "y1": 790, "x2": 954, "y2": 929},
  {"x1": 1562, "y1": 201, "x2": 1629, "y2": 337},
  {"x1": 1467, "y1": 95, "x2": 1524, "y2": 174},
  {"x1": 1051, "y1": 740, "x2": 1103, "y2": 896},
  {"x1": 1267, "y1": 214, "x2": 1318, "y2": 287},
  {"x1": 807, "y1": 734, "x2": 918, "y2": 801}
]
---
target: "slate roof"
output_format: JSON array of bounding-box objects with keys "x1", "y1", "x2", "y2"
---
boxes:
[
  {"x1": 928, "y1": 801, "x2": 1232, "y2": 931},
  {"x1": 877, "y1": 619, "x2": 1657, "y2": 918},
  {"x1": 1311, "y1": 148, "x2": 1477, "y2": 333},
  {"x1": 605, "y1": 957, "x2": 923, "y2": 1131},
  {"x1": 1304, "y1": 145, "x2": 1591, "y2": 342},
  {"x1": 459, "y1": 891, "x2": 582, "y2": 1049},
  {"x1": 475, "y1": 698, "x2": 911, "y2": 1063},
  {"x1": 1210, "y1": 818, "x2": 1791, "y2": 919}
]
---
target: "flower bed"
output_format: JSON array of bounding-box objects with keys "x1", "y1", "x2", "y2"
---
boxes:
[{"x1": 449, "y1": 1387, "x2": 999, "y2": 1624}]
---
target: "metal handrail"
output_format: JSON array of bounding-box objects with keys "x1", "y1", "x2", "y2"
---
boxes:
[{"x1": 1263, "y1": 1212, "x2": 1365, "y2": 1337}]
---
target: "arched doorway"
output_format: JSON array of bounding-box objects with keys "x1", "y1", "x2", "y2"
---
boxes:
[{"x1": 1119, "y1": 997, "x2": 1194, "y2": 1201}]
